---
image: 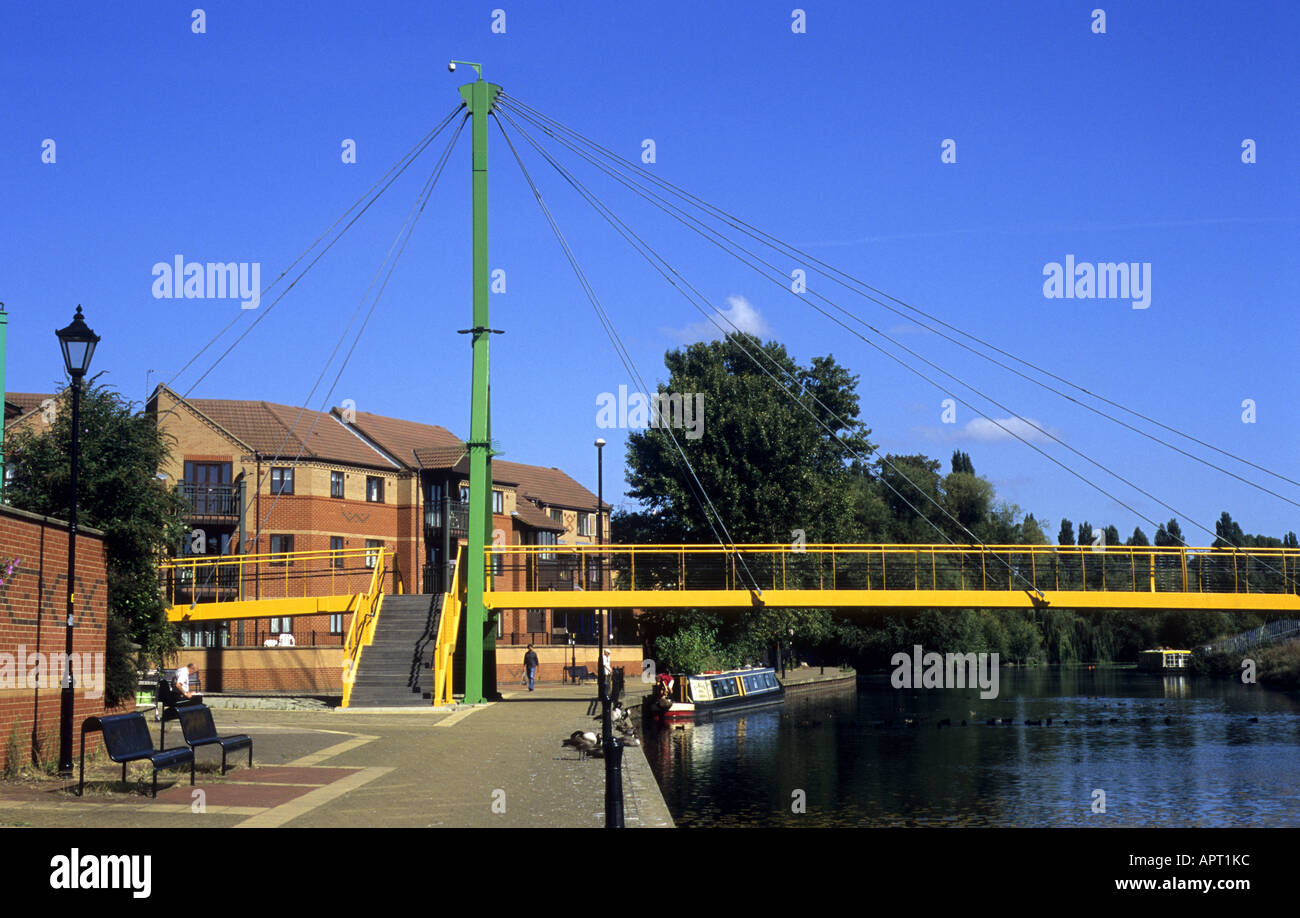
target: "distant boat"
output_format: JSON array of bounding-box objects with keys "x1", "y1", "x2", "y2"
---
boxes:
[
  {"x1": 1137, "y1": 649, "x2": 1192, "y2": 673},
  {"x1": 649, "y1": 666, "x2": 785, "y2": 720}
]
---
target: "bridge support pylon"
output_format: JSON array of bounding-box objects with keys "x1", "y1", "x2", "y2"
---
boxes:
[{"x1": 458, "y1": 68, "x2": 502, "y2": 705}]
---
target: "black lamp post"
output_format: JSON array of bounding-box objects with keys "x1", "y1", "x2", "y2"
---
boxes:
[
  {"x1": 56, "y1": 305, "x2": 99, "y2": 776},
  {"x1": 594, "y1": 436, "x2": 622, "y2": 827}
]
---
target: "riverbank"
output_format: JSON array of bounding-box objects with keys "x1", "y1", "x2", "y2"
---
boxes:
[
  {"x1": 1194, "y1": 642, "x2": 1300, "y2": 691},
  {"x1": 781, "y1": 664, "x2": 858, "y2": 693}
]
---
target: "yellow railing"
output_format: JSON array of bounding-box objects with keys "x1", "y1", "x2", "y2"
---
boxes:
[
  {"x1": 160, "y1": 546, "x2": 392, "y2": 607},
  {"x1": 432, "y1": 548, "x2": 465, "y2": 707},
  {"x1": 484, "y1": 542, "x2": 1300, "y2": 599},
  {"x1": 341, "y1": 549, "x2": 390, "y2": 708}
]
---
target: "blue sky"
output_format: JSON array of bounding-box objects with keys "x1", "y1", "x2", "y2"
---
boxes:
[{"x1": 2, "y1": 1, "x2": 1297, "y2": 544}]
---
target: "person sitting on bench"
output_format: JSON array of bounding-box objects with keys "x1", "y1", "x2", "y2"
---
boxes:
[{"x1": 175, "y1": 663, "x2": 201, "y2": 701}]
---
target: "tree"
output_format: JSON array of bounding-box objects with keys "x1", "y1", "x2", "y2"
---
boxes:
[
  {"x1": 1020, "y1": 514, "x2": 1048, "y2": 545},
  {"x1": 950, "y1": 450, "x2": 974, "y2": 475},
  {"x1": 1155, "y1": 518, "x2": 1184, "y2": 547},
  {"x1": 1213, "y1": 511, "x2": 1245, "y2": 549},
  {"x1": 622, "y1": 334, "x2": 874, "y2": 660},
  {"x1": 623, "y1": 334, "x2": 874, "y2": 546},
  {"x1": 1057, "y1": 518, "x2": 1075, "y2": 547},
  {"x1": 5, "y1": 382, "x2": 188, "y2": 705},
  {"x1": 1127, "y1": 526, "x2": 1150, "y2": 547}
]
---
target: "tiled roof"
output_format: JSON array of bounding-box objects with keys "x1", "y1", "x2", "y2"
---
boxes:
[
  {"x1": 493, "y1": 459, "x2": 607, "y2": 512},
  {"x1": 168, "y1": 391, "x2": 399, "y2": 469},
  {"x1": 512, "y1": 501, "x2": 566, "y2": 532},
  {"x1": 341, "y1": 411, "x2": 463, "y2": 470},
  {"x1": 412, "y1": 445, "x2": 468, "y2": 470},
  {"x1": 5, "y1": 392, "x2": 53, "y2": 419}
]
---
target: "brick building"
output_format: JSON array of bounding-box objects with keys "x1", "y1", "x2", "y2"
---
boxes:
[{"x1": 143, "y1": 385, "x2": 615, "y2": 652}]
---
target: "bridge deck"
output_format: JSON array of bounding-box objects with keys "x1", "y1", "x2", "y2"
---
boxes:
[{"x1": 161, "y1": 543, "x2": 1300, "y2": 619}]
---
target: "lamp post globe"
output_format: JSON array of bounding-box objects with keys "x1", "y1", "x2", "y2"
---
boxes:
[{"x1": 56, "y1": 305, "x2": 100, "y2": 378}]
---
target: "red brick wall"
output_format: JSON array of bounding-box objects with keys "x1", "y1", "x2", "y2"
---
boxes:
[
  {"x1": 171, "y1": 647, "x2": 343, "y2": 694},
  {"x1": 0, "y1": 505, "x2": 110, "y2": 773},
  {"x1": 497, "y1": 645, "x2": 643, "y2": 687}
]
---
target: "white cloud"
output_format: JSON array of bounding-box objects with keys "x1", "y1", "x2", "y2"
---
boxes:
[
  {"x1": 668, "y1": 294, "x2": 770, "y2": 343},
  {"x1": 963, "y1": 416, "x2": 1056, "y2": 443},
  {"x1": 914, "y1": 416, "x2": 1060, "y2": 444}
]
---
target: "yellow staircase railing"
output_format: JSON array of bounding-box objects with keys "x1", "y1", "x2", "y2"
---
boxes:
[
  {"x1": 340, "y1": 549, "x2": 390, "y2": 708},
  {"x1": 432, "y1": 549, "x2": 466, "y2": 707}
]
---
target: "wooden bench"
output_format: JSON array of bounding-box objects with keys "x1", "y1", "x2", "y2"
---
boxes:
[
  {"x1": 78, "y1": 712, "x2": 194, "y2": 798},
  {"x1": 175, "y1": 704, "x2": 253, "y2": 775}
]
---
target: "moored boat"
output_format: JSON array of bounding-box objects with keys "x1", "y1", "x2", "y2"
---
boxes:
[{"x1": 649, "y1": 666, "x2": 785, "y2": 720}]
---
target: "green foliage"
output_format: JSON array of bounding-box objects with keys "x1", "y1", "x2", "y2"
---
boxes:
[
  {"x1": 654, "y1": 621, "x2": 731, "y2": 675},
  {"x1": 3, "y1": 728, "x2": 20, "y2": 779},
  {"x1": 5, "y1": 382, "x2": 188, "y2": 705}
]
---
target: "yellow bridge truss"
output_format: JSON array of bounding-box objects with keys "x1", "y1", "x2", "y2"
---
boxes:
[
  {"x1": 161, "y1": 542, "x2": 1300, "y2": 707},
  {"x1": 481, "y1": 543, "x2": 1300, "y2": 612}
]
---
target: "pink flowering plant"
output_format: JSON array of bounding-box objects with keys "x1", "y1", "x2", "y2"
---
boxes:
[{"x1": 0, "y1": 556, "x2": 18, "y2": 588}]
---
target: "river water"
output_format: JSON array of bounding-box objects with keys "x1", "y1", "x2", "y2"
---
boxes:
[{"x1": 643, "y1": 669, "x2": 1300, "y2": 827}]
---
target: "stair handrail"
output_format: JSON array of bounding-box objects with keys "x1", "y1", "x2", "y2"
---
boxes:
[
  {"x1": 341, "y1": 549, "x2": 389, "y2": 708},
  {"x1": 432, "y1": 548, "x2": 465, "y2": 706}
]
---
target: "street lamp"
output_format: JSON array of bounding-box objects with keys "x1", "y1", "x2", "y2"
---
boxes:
[
  {"x1": 594, "y1": 435, "x2": 622, "y2": 827},
  {"x1": 55, "y1": 305, "x2": 99, "y2": 776}
]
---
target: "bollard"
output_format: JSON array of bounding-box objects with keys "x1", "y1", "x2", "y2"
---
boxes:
[{"x1": 605, "y1": 734, "x2": 625, "y2": 828}]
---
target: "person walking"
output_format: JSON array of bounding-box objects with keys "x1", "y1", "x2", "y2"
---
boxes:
[{"x1": 523, "y1": 644, "x2": 539, "y2": 691}]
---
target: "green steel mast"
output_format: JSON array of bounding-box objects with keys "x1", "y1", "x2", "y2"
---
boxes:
[{"x1": 456, "y1": 64, "x2": 501, "y2": 704}]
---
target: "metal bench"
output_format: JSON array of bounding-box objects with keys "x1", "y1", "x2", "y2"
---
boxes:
[
  {"x1": 155, "y1": 676, "x2": 205, "y2": 749},
  {"x1": 78, "y1": 712, "x2": 194, "y2": 798},
  {"x1": 566, "y1": 665, "x2": 596, "y2": 684},
  {"x1": 176, "y1": 704, "x2": 253, "y2": 775}
]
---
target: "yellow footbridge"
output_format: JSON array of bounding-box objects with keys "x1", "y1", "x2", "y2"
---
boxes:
[{"x1": 163, "y1": 542, "x2": 1300, "y2": 707}]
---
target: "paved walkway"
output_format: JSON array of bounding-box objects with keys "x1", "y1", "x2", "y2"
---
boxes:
[{"x1": 0, "y1": 685, "x2": 673, "y2": 828}]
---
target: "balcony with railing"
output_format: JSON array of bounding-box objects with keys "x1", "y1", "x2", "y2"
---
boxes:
[
  {"x1": 179, "y1": 481, "x2": 242, "y2": 521},
  {"x1": 425, "y1": 498, "x2": 470, "y2": 537}
]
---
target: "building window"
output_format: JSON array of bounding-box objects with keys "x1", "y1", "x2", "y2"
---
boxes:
[
  {"x1": 270, "y1": 534, "x2": 293, "y2": 563},
  {"x1": 331, "y1": 536, "x2": 344, "y2": 568},
  {"x1": 270, "y1": 467, "x2": 294, "y2": 495},
  {"x1": 537, "y1": 530, "x2": 557, "y2": 561},
  {"x1": 549, "y1": 508, "x2": 562, "y2": 523},
  {"x1": 366, "y1": 477, "x2": 384, "y2": 503},
  {"x1": 577, "y1": 512, "x2": 592, "y2": 537},
  {"x1": 270, "y1": 617, "x2": 292, "y2": 635},
  {"x1": 460, "y1": 485, "x2": 470, "y2": 503},
  {"x1": 331, "y1": 471, "x2": 344, "y2": 498},
  {"x1": 330, "y1": 614, "x2": 344, "y2": 635},
  {"x1": 493, "y1": 489, "x2": 504, "y2": 514},
  {"x1": 366, "y1": 539, "x2": 383, "y2": 568}
]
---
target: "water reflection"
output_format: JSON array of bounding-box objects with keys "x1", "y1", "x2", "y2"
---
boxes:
[{"x1": 645, "y1": 670, "x2": 1300, "y2": 827}]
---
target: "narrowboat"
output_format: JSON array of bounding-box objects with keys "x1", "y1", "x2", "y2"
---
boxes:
[{"x1": 649, "y1": 666, "x2": 785, "y2": 720}]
